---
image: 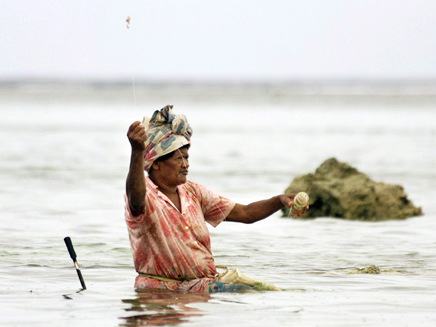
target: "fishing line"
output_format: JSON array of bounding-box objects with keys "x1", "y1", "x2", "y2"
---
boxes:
[
  {"x1": 126, "y1": 15, "x2": 137, "y2": 109},
  {"x1": 176, "y1": 148, "x2": 189, "y2": 168}
]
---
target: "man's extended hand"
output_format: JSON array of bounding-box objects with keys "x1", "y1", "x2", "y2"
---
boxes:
[{"x1": 279, "y1": 194, "x2": 309, "y2": 217}]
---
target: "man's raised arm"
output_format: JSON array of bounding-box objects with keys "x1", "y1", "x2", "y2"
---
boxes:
[{"x1": 126, "y1": 121, "x2": 147, "y2": 216}]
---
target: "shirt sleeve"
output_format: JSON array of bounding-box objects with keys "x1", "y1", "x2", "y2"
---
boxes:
[
  {"x1": 124, "y1": 194, "x2": 145, "y2": 224},
  {"x1": 186, "y1": 181, "x2": 235, "y2": 227}
]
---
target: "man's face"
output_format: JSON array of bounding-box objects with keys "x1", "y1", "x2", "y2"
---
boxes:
[{"x1": 155, "y1": 147, "x2": 190, "y2": 186}]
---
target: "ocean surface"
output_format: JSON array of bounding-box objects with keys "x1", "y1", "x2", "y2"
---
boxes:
[{"x1": 1, "y1": 81, "x2": 436, "y2": 326}]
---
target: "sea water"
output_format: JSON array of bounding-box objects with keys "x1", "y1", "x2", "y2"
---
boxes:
[{"x1": 1, "y1": 82, "x2": 435, "y2": 326}]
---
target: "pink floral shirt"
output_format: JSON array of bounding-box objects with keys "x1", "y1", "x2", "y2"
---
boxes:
[{"x1": 124, "y1": 177, "x2": 235, "y2": 292}]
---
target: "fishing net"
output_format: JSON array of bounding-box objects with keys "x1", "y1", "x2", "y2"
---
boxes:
[{"x1": 216, "y1": 265, "x2": 281, "y2": 291}]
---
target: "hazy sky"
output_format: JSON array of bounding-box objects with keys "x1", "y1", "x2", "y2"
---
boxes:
[{"x1": 1, "y1": 1, "x2": 436, "y2": 81}]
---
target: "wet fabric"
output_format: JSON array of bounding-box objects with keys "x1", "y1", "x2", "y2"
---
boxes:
[
  {"x1": 142, "y1": 105, "x2": 193, "y2": 172},
  {"x1": 134, "y1": 275, "x2": 215, "y2": 293},
  {"x1": 124, "y1": 177, "x2": 235, "y2": 292},
  {"x1": 133, "y1": 277, "x2": 254, "y2": 293}
]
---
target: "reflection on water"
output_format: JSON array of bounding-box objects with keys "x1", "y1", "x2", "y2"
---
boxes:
[{"x1": 120, "y1": 290, "x2": 210, "y2": 327}]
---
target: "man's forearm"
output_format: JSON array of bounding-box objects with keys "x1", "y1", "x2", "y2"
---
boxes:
[
  {"x1": 227, "y1": 195, "x2": 290, "y2": 224},
  {"x1": 126, "y1": 149, "x2": 146, "y2": 216},
  {"x1": 244, "y1": 196, "x2": 286, "y2": 223}
]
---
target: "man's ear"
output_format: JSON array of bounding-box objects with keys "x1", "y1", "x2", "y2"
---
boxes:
[{"x1": 151, "y1": 161, "x2": 160, "y2": 171}]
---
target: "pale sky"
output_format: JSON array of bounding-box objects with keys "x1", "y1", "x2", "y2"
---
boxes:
[{"x1": 1, "y1": 0, "x2": 436, "y2": 81}]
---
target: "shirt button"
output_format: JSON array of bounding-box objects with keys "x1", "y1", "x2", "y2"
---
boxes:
[{"x1": 185, "y1": 226, "x2": 189, "y2": 230}]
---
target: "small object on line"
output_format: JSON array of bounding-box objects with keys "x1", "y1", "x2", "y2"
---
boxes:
[
  {"x1": 290, "y1": 192, "x2": 309, "y2": 217},
  {"x1": 64, "y1": 236, "x2": 87, "y2": 290}
]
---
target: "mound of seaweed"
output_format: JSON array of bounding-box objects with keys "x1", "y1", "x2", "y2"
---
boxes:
[{"x1": 282, "y1": 158, "x2": 422, "y2": 221}]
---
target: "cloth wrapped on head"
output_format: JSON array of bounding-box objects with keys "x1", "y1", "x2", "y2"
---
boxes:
[{"x1": 142, "y1": 105, "x2": 193, "y2": 172}]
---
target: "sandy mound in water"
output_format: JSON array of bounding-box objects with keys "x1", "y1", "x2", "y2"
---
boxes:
[{"x1": 283, "y1": 158, "x2": 423, "y2": 221}]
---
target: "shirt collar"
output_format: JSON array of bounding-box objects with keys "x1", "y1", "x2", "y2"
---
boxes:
[{"x1": 146, "y1": 176, "x2": 187, "y2": 213}]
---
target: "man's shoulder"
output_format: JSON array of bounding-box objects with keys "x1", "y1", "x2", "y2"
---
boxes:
[
  {"x1": 183, "y1": 180, "x2": 211, "y2": 199},
  {"x1": 185, "y1": 180, "x2": 200, "y2": 188},
  {"x1": 183, "y1": 180, "x2": 201, "y2": 193}
]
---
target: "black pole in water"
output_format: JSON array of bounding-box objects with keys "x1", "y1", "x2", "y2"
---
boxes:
[{"x1": 64, "y1": 236, "x2": 87, "y2": 290}]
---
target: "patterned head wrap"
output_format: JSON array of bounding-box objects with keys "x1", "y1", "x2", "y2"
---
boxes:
[{"x1": 142, "y1": 105, "x2": 193, "y2": 172}]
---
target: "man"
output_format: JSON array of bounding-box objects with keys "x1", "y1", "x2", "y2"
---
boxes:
[{"x1": 125, "y1": 105, "x2": 307, "y2": 293}]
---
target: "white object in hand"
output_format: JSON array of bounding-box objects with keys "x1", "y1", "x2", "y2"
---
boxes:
[{"x1": 290, "y1": 192, "x2": 309, "y2": 217}]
